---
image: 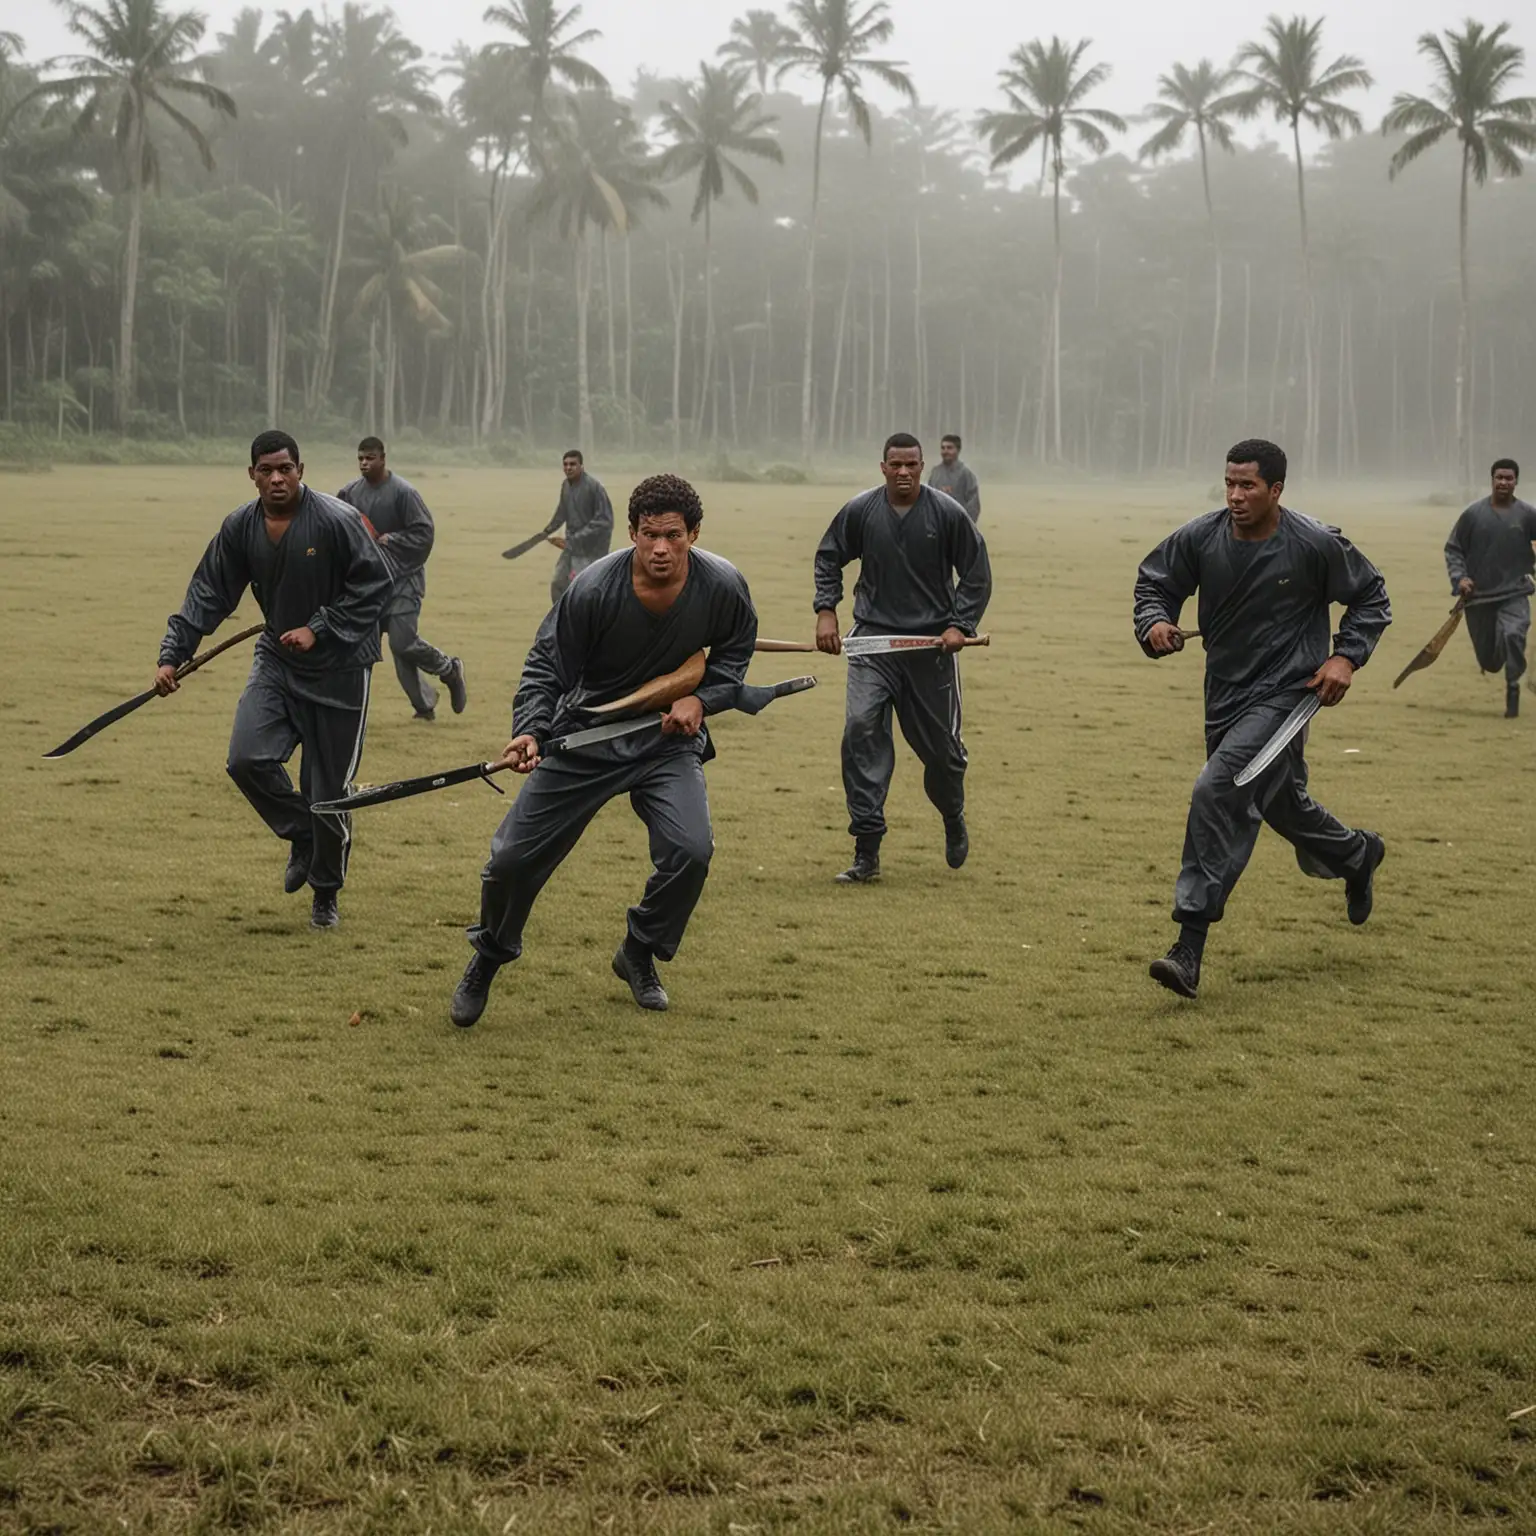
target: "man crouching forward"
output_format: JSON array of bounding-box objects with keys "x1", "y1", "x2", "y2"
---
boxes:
[
  {"x1": 450, "y1": 474, "x2": 758, "y2": 1025},
  {"x1": 1133, "y1": 438, "x2": 1392, "y2": 1000}
]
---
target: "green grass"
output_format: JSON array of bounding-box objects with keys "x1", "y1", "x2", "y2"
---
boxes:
[{"x1": 2, "y1": 466, "x2": 1534, "y2": 1531}]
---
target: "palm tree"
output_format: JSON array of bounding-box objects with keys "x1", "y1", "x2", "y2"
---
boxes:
[
  {"x1": 305, "y1": 3, "x2": 439, "y2": 411},
  {"x1": 980, "y1": 37, "x2": 1124, "y2": 464},
  {"x1": 1139, "y1": 60, "x2": 1240, "y2": 453},
  {"x1": 483, "y1": 0, "x2": 607, "y2": 155},
  {"x1": 1229, "y1": 15, "x2": 1372, "y2": 476},
  {"x1": 776, "y1": 0, "x2": 915, "y2": 459},
  {"x1": 1383, "y1": 21, "x2": 1536, "y2": 488},
  {"x1": 529, "y1": 91, "x2": 665, "y2": 446},
  {"x1": 718, "y1": 9, "x2": 797, "y2": 95},
  {"x1": 350, "y1": 186, "x2": 471, "y2": 437},
  {"x1": 658, "y1": 62, "x2": 783, "y2": 444},
  {"x1": 23, "y1": 0, "x2": 235, "y2": 424}
]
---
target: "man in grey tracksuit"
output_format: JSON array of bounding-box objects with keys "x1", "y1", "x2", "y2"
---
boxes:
[
  {"x1": 156, "y1": 430, "x2": 393, "y2": 930},
  {"x1": 450, "y1": 473, "x2": 757, "y2": 1027},
  {"x1": 928, "y1": 433, "x2": 981, "y2": 523},
  {"x1": 814, "y1": 432, "x2": 992, "y2": 884},
  {"x1": 337, "y1": 436, "x2": 466, "y2": 721},
  {"x1": 1443, "y1": 457, "x2": 1536, "y2": 718},
  {"x1": 1133, "y1": 437, "x2": 1392, "y2": 999},
  {"x1": 544, "y1": 449, "x2": 615, "y2": 606}
]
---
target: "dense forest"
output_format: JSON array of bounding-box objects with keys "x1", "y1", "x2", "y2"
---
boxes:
[{"x1": 1, "y1": 0, "x2": 1534, "y2": 482}]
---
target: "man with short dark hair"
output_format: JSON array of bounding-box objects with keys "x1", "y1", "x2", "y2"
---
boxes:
[
  {"x1": 337, "y1": 437, "x2": 467, "y2": 721},
  {"x1": 541, "y1": 449, "x2": 614, "y2": 606},
  {"x1": 928, "y1": 433, "x2": 981, "y2": 523},
  {"x1": 814, "y1": 432, "x2": 992, "y2": 884},
  {"x1": 1443, "y1": 458, "x2": 1536, "y2": 718},
  {"x1": 450, "y1": 473, "x2": 758, "y2": 1026},
  {"x1": 1133, "y1": 438, "x2": 1392, "y2": 999},
  {"x1": 155, "y1": 431, "x2": 394, "y2": 930}
]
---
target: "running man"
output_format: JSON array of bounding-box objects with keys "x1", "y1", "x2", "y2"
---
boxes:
[
  {"x1": 1133, "y1": 438, "x2": 1392, "y2": 999},
  {"x1": 337, "y1": 437, "x2": 467, "y2": 722},
  {"x1": 814, "y1": 432, "x2": 992, "y2": 884},
  {"x1": 156, "y1": 430, "x2": 393, "y2": 930},
  {"x1": 542, "y1": 449, "x2": 614, "y2": 607},
  {"x1": 927, "y1": 433, "x2": 981, "y2": 523},
  {"x1": 1443, "y1": 458, "x2": 1536, "y2": 718},
  {"x1": 450, "y1": 474, "x2": 757, "y2": 1026}
]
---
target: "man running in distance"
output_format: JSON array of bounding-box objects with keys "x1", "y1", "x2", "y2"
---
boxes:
[
  {"x1": 542, "y1": 449, "x2": 614, "y2": 607},
  {"x1": 337, "y1": 437, "x2": 466, "y2": 722},
  {"x1": 928, "y1": 433, "x2": 981, "y2": 523},
  {"x1": 1134, "y1": 438, "x2": 1392, "y2": 999},
  {"x1": 156, "y1": 431, "x2": 393, "y2": 930},
  {"x1": 814, "y1": 432, "x2": 992, "y2": 884},
  {"x1": 1443, "y1": 458, "x2": 1536, "y2": 718}
]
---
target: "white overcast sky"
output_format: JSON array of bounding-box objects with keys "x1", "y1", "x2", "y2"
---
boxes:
[{"x1": 16, "y1": 0, "x2": 1495, "y2": 137}]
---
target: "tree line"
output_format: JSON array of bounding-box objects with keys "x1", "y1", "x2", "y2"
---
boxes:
[{"x1": 1, "y1": 0, "x2": 1534, "y2": 484}]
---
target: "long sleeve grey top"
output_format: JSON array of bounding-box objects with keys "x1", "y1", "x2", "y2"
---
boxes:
[
  {"x1": 1134, "y1": 507, "x2": 1392, "y2": 732},
  {"x1": 336, "y1": 471, "x2": 434, "y2": 606},
  {"x1": 927, "y1": 460, "x2": 981, "y2": 523},
  {"x1": 1443, "y1": 496, "x2": 1536, "y2": 594},
  {"x1": 512, "y1": 547, "x2": 758, "y2": 760},
  {"x1": 544, "y1": 472, "x2": 615, "y2": 560},
  {"x1": 160, "y1": 487, "x2": 394, "y2": 706},
  {"x1": 813, "y1": 485, "x2": 991, "y2": 635}
]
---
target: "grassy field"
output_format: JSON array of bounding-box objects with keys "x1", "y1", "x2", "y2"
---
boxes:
[{"x1": 2, "y1": 463, "x2": 1534, "y2": 1532}]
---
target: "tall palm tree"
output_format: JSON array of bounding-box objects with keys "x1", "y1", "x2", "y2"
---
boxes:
[
  {"x1": 1139, "y1": 60, "x2": 1240, "y2": 449},
  {"x1": 483, "y1": 0, "x2": 607, "y2": 155},
  {"x1": 24, "y1": 0, "x2": 235, "y2": 424},
  {"x1": 980, "y1": 37, "x2": 1124, "y2": 464},
  {"x1": 658, "y1": 62, "x2": 783, "y2": 443},
  {"x1": 1229, "y1": 15, "x2": 1372, "y2": 476},
  {"x1": 529, "y1": 91, "x2": 665, "y2": 447},
  {"x1": 776, "y1": 0, "x2": 915, "y2": 459},
  {"x1": 350, "y1": 186, "x2": 471, "y2": 437},
  {"x1": 305, "y1": 3, "x2": 438, "y2": 410},
  {"x1": 1383, "y1": 21, "x2": 1536, "y2": 488},
  {"x1": 718, "y1": 9, "x2": 797, "y2": 95}
]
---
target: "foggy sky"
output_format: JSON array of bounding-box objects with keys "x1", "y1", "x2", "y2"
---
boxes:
[{"x1": 16, "y1": 0, "x2": 1497, "y2": 148}]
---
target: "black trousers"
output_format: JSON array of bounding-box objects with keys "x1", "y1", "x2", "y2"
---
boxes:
[
  {"x1": 842, "y1": 646, "x2": 967, "y2": 839},
  {"x1": 1173, "y1": 697, "x2": 1370, "y2": 927},
  {"x1": 225, "y1": 659, "x2": 371, "y2": 892},
  {"x1": 383, "y1": 599, "x2": 451, "y2": 715},
  {"x1": 468, "y1": 746, "x2": 713, "y2": 964}
]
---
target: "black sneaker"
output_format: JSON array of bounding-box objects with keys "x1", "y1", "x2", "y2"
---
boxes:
[
  {"x1": 612, "y1": 940, "x2": 669, "y2": 1011},
  {"x1": 412, "y1": 708, "x2": 436, "y2": 723},
  {"x1": 944, "y1": 814, "x2": 969, "y2": 869},
  {"x1": 1346, "y1": 832, "x2": 1386, "y2": 926},
  {"x1": 310, "y1": 890, "x2": 340, "y2": 930},
  {"x1": 1506, "y1": 683, "x2": 1520, "y2": 719},
  {"x1": 444, "y1": 657, "x2": 468, "y2": 715},
  {"x1": 283, "y1": 842, "x2": 312, "y2": 895},
  {"x1": 835, "y1": 841, "x2": 881, "y2": 883},
  {"x1": 1149, "y1": 942, "x2": 1201, "y2": 999},
  {"x1": 450, "y1": 952, "x2": 501, "y2": 1027}
]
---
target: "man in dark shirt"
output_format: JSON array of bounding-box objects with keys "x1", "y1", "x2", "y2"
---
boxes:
[
  {"x1": 927, "y1": 433, "x2": 981, "y2": 523},
  {"x1": 1133, "y1": 438, "x2": 1392, "y2": 999},
  {"x1": 156, "y1": 430, "x2": 394, "y2": 929},
  {"x1": 1443, "y1": 457, "x2": 1536, "y2": 718},
  {"x1": 543, "y1": 449, "x2": 615, "y2": 606},
  {"x1": 337, "y1": 436, "x2": 467, "y2": 722},
  {"x1": 450, "y1": 474, "x2": 757, "y2": 1027},
  {"x1": 814, "y1": 432, "x2": 992, "y2": 884}
]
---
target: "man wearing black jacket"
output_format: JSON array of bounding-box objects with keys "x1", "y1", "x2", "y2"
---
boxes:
[
  {"x1": 813, "y1": 432, "x2": 992, "y2": 884},
  {"x1": 1133, "y1": 438, "x2": 1393, "y2": 999},
  {"x1": 337, "y1": 437, "x2": 466, "y2": 721},
  {"x1": 450, "y1": 473, "x2": 758, "y2": 1026},
  {"x1": 156, "y1": 430, "x2": 394, "y2": 929}
]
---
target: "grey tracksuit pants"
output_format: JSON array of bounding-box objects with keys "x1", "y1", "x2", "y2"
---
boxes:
[
  {"x1": 1465, "y1": 595, "x2": 1530, "y2": 685},
  {"x1": 225, "y1": 661, "x2": 371, "y2": 892},
  {"x1": 468, "y1": 747, "x2": 713, "y2": 964},
  {"x1": 1173, "y1": 697, "x2": 1371, "y2": 927},
  {"x1": 384, "y1": 601, "x2": 452, "y2": 716},
  {"x1": 550, "y1": 547, "x2": 600, "y2": 607},
  {"x1": 842, "y1": 646, "x2": 967, "y2": 839}
]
